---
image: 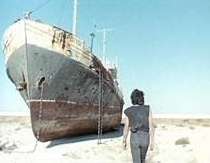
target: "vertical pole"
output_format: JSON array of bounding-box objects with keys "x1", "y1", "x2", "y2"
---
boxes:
[
  {"x1": 72, "y1": 0, "x2": 78, "y2": 35},
  {"x1": 96, "y1": 28, "x2": 113, "y2": 57},
  {"x1": 90, "y1": 32, "x2": 95, "y2": 53},
  {"x1": 98, "y1": 69, "x2": 102, "y2": 144},
  {"x1": 100, "y1": 73, "x2": 103, "y2": 141},
  {"x1": 102, "y1": 29, "x2": 106, "y2": 56}
]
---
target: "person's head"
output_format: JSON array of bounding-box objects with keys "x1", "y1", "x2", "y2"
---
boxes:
[{"x1": 130, "y1": 89, "x2": 144, "y2": 105}]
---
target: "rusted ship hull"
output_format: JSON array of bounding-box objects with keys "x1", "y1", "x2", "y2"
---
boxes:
[
  {"x1": 3, "y1": 19, "x2": 124, "y2": 141},
  {"x1": 30, "y1": 101, "x2": 122, "y2": 142}
]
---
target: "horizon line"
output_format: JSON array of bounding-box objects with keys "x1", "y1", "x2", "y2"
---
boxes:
[{"x1": 1, "y1": 111, "x2": 210, "y2": 119}]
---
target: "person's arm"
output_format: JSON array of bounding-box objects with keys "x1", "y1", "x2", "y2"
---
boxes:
[
  {"x1": 149, "y1": 108, "x2": 155, "y2": 150},
  {"x1": 123, "y1": 117, "x2": 130, "y2": 149}
]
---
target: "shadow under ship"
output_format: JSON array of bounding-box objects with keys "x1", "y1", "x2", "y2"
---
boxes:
[{"x1": 2, "y1": 18, "x2": 124, "y2": 142}]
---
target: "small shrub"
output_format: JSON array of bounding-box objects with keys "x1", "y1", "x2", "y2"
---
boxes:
[
  {"x1": 175, "y1": 137, "x2": 190, "y2": 145},
  {"x1": 189, "y1": 126, "x2": 195, "y2": 130}
]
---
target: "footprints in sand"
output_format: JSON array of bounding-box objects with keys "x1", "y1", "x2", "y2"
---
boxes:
[{"x1": 1, "y1": 118, "x2": 210, "y2": 163}]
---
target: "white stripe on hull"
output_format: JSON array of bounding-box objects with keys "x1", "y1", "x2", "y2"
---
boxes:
[{"x1": 27, "y1": 99, "x2": 121, "y2": 108}]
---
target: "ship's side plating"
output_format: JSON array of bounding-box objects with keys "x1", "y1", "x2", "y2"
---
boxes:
[{"x1": 2, "y1": 19, "x2": 124, "y2": 141}]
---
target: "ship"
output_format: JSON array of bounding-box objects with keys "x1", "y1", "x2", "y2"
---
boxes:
[{"x1": 2, "y1": 1, "x2": 124, "y2": 142}]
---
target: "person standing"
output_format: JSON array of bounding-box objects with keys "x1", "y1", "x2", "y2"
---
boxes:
[{"x1": 123, "y1": 89, "x2": 154, "y2": 163}]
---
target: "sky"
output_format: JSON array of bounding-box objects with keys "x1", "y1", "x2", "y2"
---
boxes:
[{"x1": 0, "y1": 0, "x2": 210, "y2": 114}]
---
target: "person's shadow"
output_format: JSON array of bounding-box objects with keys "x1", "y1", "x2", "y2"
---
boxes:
[{"x1": 47, "y1": 125, "x2": 124, "y2": 148}]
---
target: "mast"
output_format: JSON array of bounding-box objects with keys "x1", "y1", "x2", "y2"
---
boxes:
[
  {"x1": 72, "y1": 0, "x2": 78, "y2": 35},
  {"x1": 97, "y1": 28, "x2": 113, "y2": 56},
  {"x1": 102, "y1": 29, "x2": 107, "y2": 56}
]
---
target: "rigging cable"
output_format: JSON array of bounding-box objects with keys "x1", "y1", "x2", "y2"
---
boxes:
[
  {"x1": 4, "y1": 19, "x2": 40, "y2": 154},
  {"x1": 19, "y1": 19, "x2": 39, "y2": 153},
  {"x1": 57, "y1": 0, "x2": 68, "y2": 25},
  {"x1": 23, "y1": 18, "x2": 46, "y2": 153},
  {"x1": 31, "y1": 0, "x2": 53, "y2": 14}
]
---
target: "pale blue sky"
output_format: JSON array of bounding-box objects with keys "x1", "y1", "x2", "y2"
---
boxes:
[{"x1": 0, "y1": 0, "x2": 210, "y2": 114}]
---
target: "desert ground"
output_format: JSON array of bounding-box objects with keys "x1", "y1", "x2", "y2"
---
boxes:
[{"x1": 0, "y1": 114, "x2": 210, "y2": 163}]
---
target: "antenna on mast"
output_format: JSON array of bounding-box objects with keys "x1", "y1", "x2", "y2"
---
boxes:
[
  {"x1": 72, "y1": 0, "x2": 78, "y2": 35},
  {"x1": 97, "y1": 28, "x2": 113, "y2": 56}
]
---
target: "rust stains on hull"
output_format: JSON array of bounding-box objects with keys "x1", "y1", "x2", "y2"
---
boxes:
[
  {"x1": 30, "y1": 101, "x2": 122, "y2": 142},
  {"x1": 3, "y1": 19, "x2": 124, "y2": 142}
]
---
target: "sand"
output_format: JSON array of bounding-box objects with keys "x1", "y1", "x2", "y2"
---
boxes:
[{"x1": 0, "y1": 115, "x2": 210, "y2": 163}]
